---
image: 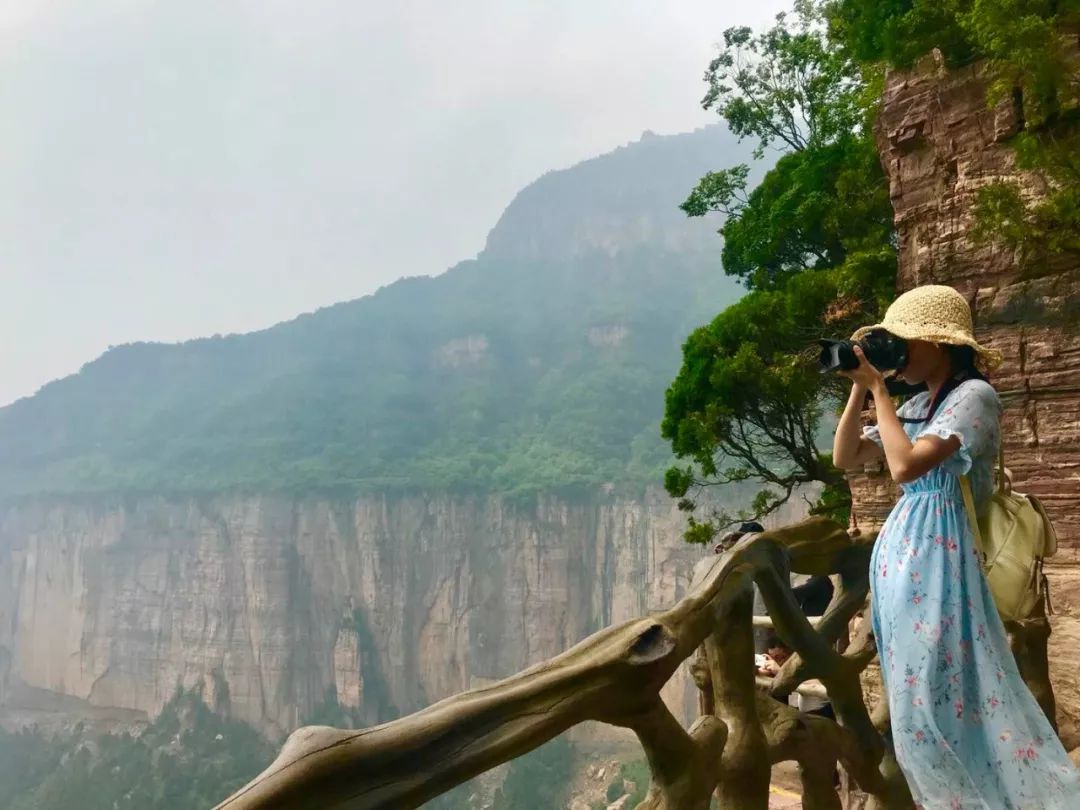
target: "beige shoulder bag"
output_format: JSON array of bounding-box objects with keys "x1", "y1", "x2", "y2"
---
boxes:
[{"x1": 958, "y1": 446, "x2": 1057, "y2": 622}]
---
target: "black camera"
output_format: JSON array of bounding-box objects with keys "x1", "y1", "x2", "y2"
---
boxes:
[{"x1": 817, "y1": 329, "x2": 908, "y2": 374}]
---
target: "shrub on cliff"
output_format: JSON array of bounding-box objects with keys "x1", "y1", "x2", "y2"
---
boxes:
[{"x1": 831, "y1": 0, "x2": 1080, "y2": 269}]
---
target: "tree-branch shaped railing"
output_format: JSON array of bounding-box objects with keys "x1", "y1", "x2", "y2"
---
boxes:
[{"x1": 213, "y1": 516, "x2": 1057, "y2": 810}]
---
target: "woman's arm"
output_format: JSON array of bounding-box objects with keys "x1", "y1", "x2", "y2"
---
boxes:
[
  {"x1": 832, "y1": 381, "x2": 882, "y2": 469},
  {"x1": 871, "y1": 382, "x2": 960, "y2": 483},
  {"x1": 844, "y1": 346, "x2": 960, "y2": 484}
]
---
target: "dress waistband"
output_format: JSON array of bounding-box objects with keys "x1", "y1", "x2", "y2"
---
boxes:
[{"x1": 899, "y1": 482, "x2": 961, "y2": 497}]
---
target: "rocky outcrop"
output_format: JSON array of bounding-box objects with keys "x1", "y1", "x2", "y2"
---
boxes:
[
  {"x1": 869, "y1": 48, "x2": 1080, "y2": 550},
  {"x1": 0, "y1": 490, "x2": 806, "y2": 737},
  {"x1": 854, "y1": 49, "x2": 1080, "y2": 747}
]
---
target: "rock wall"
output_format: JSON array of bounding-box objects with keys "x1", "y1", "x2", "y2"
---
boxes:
[
  {"x1": 0, "y1": 489, "x2": 805, "y2": 738},
  {"x1": 853, "y1": 50, "x2": 1080, "y2": 748}
]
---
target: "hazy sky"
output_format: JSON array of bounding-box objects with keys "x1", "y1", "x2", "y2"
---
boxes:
[{"x1": 1, "y1": 0, "x2": 791, "y2": 405}]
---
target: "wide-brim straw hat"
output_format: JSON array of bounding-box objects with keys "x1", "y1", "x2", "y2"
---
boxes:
[{"x1": 852, "y1": 284, "x2": 1003, "y2": 371}]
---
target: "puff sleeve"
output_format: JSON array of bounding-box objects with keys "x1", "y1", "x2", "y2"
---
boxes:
[{"x1": 915, "y1": 380, "x2": 1000, "y2": 476}]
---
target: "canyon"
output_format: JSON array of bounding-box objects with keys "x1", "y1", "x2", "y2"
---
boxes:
[{"x1": 0, "y1": 127, "x2": 757, "y2": 743}]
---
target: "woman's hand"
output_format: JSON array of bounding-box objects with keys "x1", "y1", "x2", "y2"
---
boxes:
[
  {"x1": 839, "y1": 345, "x2": 886, "y2": 393},
  {"x1": 833, "y1": 346, "x2": 886, "y2": 469}
]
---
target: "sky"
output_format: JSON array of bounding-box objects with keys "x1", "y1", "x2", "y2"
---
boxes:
[{"x1": 1, "y1": 0, "x2": 791, "y2": 406}]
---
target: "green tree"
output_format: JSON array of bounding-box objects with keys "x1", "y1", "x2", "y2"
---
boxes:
[
  {"x1": 827, "y1": 0, "x2": 975, "y2": 69},
  {"x1": 699, "y1": 1, "x2": 865, "y2": 156},
  {"x1": 829, "y1": 0, "x2": 1078, "y2": 119},
  {"x1": 682, "y1": 3, "x2": 881, "y2": 290},
  {"x1": 962, "y1": 1, "x2": 1080, "y2": 268},
  {"x1": 664, "y1": 2, "x2": 895, "y2": 539}
]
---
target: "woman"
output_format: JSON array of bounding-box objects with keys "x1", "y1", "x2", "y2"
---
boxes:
[{"x1": 832, "y1": 285, "x2": 1079, "y2": 808}]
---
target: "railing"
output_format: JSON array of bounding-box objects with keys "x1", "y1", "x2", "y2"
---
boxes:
[{"x1": 214, "y1": 516, "x2": 1056, "y2": 810}]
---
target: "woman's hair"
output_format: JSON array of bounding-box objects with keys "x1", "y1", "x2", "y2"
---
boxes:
[
  {"x1": 894, "y1": 342, "x2": 990, "y2": 424},
  {"x1": 919, "y1": 343, "x2": 989, "y2": 422},
  {"x1": 944, "y1": 344, "x2": 985, "y2": 381},
  {"x1": 793, "y1": 575, "x2": 834, "y2": 617}
]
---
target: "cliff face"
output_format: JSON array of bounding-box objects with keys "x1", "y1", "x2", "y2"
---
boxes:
[
  {"x1": 853, "y1": 50, "x2": 1080, "y2": 748},
  {"x1": 0, "y1": 489, "x2": 807, "y2": 737}
]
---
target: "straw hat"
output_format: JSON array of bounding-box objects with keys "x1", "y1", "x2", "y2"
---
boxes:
[{"x1": 852, "y1": 284, "x2": 1003, "y2": 370}]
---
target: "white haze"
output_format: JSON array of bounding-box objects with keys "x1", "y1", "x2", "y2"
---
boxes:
[{"x1": 1, "y1": 0, "x2": 791, "y2": 405}]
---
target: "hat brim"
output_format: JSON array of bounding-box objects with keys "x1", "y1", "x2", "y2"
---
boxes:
[{"x1": 851, "y1": 323, "x2": 1003, "y2": 370}]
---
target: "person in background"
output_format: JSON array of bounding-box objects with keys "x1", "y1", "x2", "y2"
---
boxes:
[
  {"x1": 758, "y1": 634, "x2": 834, "y2": 720},
  {"x1": 756, "y1": 575, "x2": 840, "y2": 787},
  {"x1": 755, "y1": 575, "x2": 835, "y2": 720},
  {"x1": 710, "y1": 520, "x2": 777, "y2": 654}
]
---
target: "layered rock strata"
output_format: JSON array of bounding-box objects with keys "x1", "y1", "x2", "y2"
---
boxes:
[{"x1": 850, "y1": 50, "x2": 1080, "y2": 748}]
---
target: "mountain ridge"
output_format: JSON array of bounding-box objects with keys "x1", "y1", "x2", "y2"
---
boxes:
[{"x1": 0, "y1": 125, "x2": 748, "y2": 498}]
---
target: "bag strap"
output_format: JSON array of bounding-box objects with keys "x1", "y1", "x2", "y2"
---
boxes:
[
  {"x1": 1042, "y1": 565, "x2": 1054, "y2": 616},
  {"x1": 996, "y1": 441, "x2": 1006, "y2": 495},
  {"x1": 960, "y1": 443, "x2": 1012, "y2": 577},
  {"x1": 958, "y1": 474, "x2": 986, "y2": 563}
]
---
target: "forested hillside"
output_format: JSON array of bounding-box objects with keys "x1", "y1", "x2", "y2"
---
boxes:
[{"x1": 0, "y1": 127, "x2": 746, "y2": 499}]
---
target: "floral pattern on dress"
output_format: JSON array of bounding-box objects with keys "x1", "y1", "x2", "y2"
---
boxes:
[{"x1": 865, "y1": 379, "x2": 1080, "y2": 809}]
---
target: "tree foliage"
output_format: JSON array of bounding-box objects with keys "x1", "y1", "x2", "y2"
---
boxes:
[
  {"x1": 830, "y1": 0, "x2": 1080, "y2": 268},
  {"x1": 972, "y1": 127, "x2": 1080, "y2": 267},
  {"x1": 0, "y1": 689, "x2": 274, "y2": 810},
  {"x1": 827, "y1": 0, "x2": 977, "y2": 69},
  {"x1": 701, "y1": 2, "x2": 866, "y2": 156},
  {"x1": 718, "y1": 137, "x2": 891, "y2": 289},
  {"x1": 666, "y1": 2, "x2": 895, "y2": 539},
  {"x1": 681, "y1": 3, "x2": 882, "y2": 291},
  {"x1": 663, "y1": 261, "x2": 890, "y2": 537},
  {"x1": 424, "y1": 735, "x2": 577, "y2": 810},
  {"x1": 830, "y1": 0, "x2": 1078, "y2": 118},
  {"x1": 491, "y1": 736, "x2": 576, "y2": 809}
]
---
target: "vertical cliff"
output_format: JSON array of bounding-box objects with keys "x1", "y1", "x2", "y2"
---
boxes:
[
  {"x1": 851, "y1": 50, "x2": 1080, "y2": 748},
  {"x1": 0, "y1": 490, "x2": 808, "y2": 738}
]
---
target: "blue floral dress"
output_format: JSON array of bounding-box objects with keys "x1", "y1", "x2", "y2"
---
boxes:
[{"x1": 865, "y1": 379, "x2": 1080, "y2": 809}]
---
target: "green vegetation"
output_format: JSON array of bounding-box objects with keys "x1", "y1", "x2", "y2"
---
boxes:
[
  {"x1": 0, "y1": 129, "x2": 747, "y2": 502},
  {"x1": 491, "y1": 736, "x2": 576, "y2": 809},
  {"x1": 303, "y1": 686, "x2": 364, "y2": 730},
  {"x1": 424, "y1": 735, "x2": 576, "y2": 810},
  {"x1": 0, "y1": 689, "x2": 274, "y2": 810},
  {"x1": 830, "y1": 0, "x2": 1077, "y2": 100},
  {"x1": 971, "y1": 128, "x2": 1080, "y2": 269},
  {"x1": 828, "y1": 0, "x2": 977, "y2": 68},
  {"x1": 832, "y1": 0, "x2": 1080, "y2": 268},
  {"x1": 664, "y1": 0, "x2": 1079, "y2": 542},
  {"x1": 593, "y1": 759, "x2": 721, "y2": 809},
  {"x1": 664, "y1": 2, "x2": 894, "y2": 539},
  {"x1": 597, "y1": 759, "x2": 651, "y2": 808}
]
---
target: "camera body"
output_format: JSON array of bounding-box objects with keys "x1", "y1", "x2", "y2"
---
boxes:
[{"x1": 818, "y1": 329, "x2": 908, "y2": 374}]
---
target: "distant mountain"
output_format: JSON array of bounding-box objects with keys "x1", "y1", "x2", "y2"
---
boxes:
[{"x1": 0, "y1": 127, "x2": 748, "y2": 498}]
